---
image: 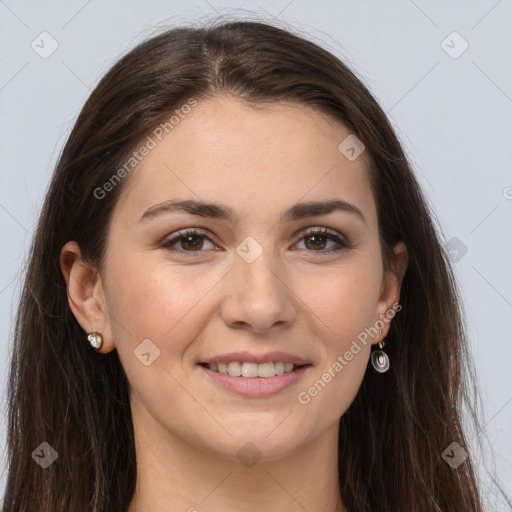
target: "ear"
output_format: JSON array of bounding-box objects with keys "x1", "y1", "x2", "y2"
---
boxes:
[
  {"x1": 60, "y1": 241, "x2": 114, "y2": 353},
  {"x1": 374, "y1": 241, "x2": 408, "y2": 342}
]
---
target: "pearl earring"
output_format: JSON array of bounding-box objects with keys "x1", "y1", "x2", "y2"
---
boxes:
[
  {"x1": 87, "y1": 332, "x2": 104, "y2": 351},
  {"x1": 370, "y1": 329, "x2": 390, "y2": 373}
]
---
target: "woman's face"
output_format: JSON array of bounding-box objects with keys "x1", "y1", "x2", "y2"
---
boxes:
[{"x1": 86, "y1": 96, "x2": 405, "y2": 461}]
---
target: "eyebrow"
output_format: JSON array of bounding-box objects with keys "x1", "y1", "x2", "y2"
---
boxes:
[{"x1": 138, "y1": 198, "x2": 367, "y2": 226}]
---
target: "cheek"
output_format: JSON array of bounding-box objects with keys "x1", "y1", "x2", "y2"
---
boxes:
[
  {"x1": 293, "y1": 256, "x2": 381, "y2": 413},
  {"x1": 300, "y1": 258, "x2": 382, "y2": 345},
  {"x1": 296, "y1": 275, "x2": 376, "y2": 423},
  {"x1": 104, "y1": 249, "x2": 226, "y2": 352}
]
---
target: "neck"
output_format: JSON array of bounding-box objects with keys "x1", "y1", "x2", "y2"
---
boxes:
[{"x1": 126, "y1": 401, "x2": 345, "y2": 512}]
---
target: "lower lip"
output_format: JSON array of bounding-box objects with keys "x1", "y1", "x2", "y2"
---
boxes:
[{"x1": 198, "y1": 364, "x2": 312, "y2": 398}]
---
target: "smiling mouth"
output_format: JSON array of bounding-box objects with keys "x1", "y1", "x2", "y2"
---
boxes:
[{"x1": 198, "y1": 361, "x2": 308, "y2": 378}]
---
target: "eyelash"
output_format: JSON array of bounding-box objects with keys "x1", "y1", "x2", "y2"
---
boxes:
[{"x1": 160, "y1": 227, "x2": 352, "y2": 257}]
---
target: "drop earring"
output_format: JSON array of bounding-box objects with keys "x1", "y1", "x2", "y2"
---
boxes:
[
  {"x1": 370, "y1": 329, "x2": 390, "y2": 373},
  {"x1": 87, "y1": 332, "x2": 104, "y2": 352}
]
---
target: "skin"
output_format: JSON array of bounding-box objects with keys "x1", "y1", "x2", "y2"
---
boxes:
[{"x1": 61, "y1": 96, "x2": 408, "y2": 512}]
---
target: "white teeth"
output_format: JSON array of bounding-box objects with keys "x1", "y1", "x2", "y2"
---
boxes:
[
  {"x1": 227, "y1": 361, "x2": 242, "y2": 376},
  {"x1": 274, "y1": 361, "x2": 284, "y2": 375},
  {"x1": 258, "y1": 362, "x2": 275, "y2": 378},
  {"x1": 206, "y1": 361, "x2": 300, "y2": 378},
  {"x1": 242, "y1": 362, "x2": 258, "y2": 378}
]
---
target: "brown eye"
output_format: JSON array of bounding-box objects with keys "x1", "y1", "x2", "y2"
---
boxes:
[
  {"x1": 179, "y1": 234, "x2": 204, "y2": 251},
  {"x1": 296, "y1": 227, "x2": 350, "y2": 254},
  {"x1": 161, "y1": 229, "x2": 215, "y2": 255},
  {"x1": 303, "y1": 233, "x2": 328, "y2": 251},
  {"x1": 161, "y1": 227, "x2": 351, "y2": 257}
]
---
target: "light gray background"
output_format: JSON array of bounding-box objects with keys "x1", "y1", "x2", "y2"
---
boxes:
[{"x1": 0, "y1": 0, "x2": 511, "y2": 509}]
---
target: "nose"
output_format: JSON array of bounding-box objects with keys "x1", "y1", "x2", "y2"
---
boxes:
[{"x1": 219, "y1": 249, "x2": 297, "y2": 334}]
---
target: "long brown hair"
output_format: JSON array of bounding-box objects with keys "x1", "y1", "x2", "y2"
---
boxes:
[{"x1": 2, "y1": 19, "x2": 484, "y2": 511}]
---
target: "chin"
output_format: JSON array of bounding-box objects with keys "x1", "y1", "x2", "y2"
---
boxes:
[{"x1": 205, "y1": 420, "x2": 307, "y2": 462}]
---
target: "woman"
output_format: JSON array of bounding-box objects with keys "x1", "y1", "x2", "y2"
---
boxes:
[{"x1": 2, "y1": 20, "x2": 484, "y2": 511}]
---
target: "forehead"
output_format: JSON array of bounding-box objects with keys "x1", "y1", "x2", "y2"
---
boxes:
[{"x1": 114, "y1": 96, "x2": 375, "y2": 226}]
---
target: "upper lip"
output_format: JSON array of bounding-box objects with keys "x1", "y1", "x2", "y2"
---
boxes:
[{"x1": 199, "y1": 351, "x2": 311, "y2": 366}]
